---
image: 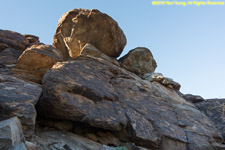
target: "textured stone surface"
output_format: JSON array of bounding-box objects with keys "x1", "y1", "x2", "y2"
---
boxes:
[
  {"x1": 143, "y1": 73, "x2": 181, "y2": 91},
  {"x1": 119, "y1": 47, "x2": 157, "y2": 76},
  {"x1": 0, "y1": 29, "x2": 29, "y2": 52},
  {"x1": 37, "y1": 55, "x2": 222, "y2": 149},
  {"x1": 195, "y1": 99, "x2": 225, "y2": 140},
  {"x1": 53, "y1": 8, "x2": 126, "y2": 59},
  {"x1": 23, "y1": 34, "x2": 40, "y2": 46},
  {"x1": 12, "y1": 44, "x2": 63, "y2": 83},
  {"x1": 0, "y1": 48, "x2": 23, "y2": 74},
  {"x1": 31, "y1": 131, "x2": 123, "y2": 150},
  {"x1": 0, "y1": 74, "x2": 42, "y2": 137},
  {"x1": 0, "y1": 117, "x2": 27, "y2": 150},
  {"x1": 183, "y1": 94, "x2": 204, "y2": 103}
]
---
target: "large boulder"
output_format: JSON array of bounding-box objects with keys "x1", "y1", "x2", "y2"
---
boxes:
[
  {"x1": 0, "y1": 74, "x2": 42, "y2": 137},
  {"x1": 0, "y1": 117, "x2": 27, "y2": 150},
  {"x1": 12, "y1": 44, "x2": 63, "y2": 83},
  {"x1": 195, "y1": 99, "x2": 225, "y2": 140},
  {"x1": 53, "y1": 9, "x2": 126, "y2": 59},
  {"x1": 37, "y1": 55, "x2": 223, "y2": 149},
  {"x1": 0, "y1": 29, "x2": 29, "y2": 52},
  {"x1": 119, "y1": 47, "x2": 157, "y2": 76}
]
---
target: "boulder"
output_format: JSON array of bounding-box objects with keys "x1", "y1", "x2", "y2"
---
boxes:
[
  {"x1": 119, "y1": 47, "x2": 157, "y2": 76},
  {"x1": 0, "y1": 74, "x2": 42, "y2": 137},
  {"x1": 37, "y1": 55, "x2": 222, "y2": 149},
  {"x1": 143, "y1": 73, "x2": 181, "y2": 91},
  {"x1": 195, "y1": 99, "x2": 225, "y2": 140},
  {"x1": 53, "y1": 8, "x2": 126, "y2": 59},
  {"x1": 0, "y1": 48, "x2": 23, "y2": 74},
  {"x1": 0, "y1": 29, "x2": 29, "y2": 52},
  {"x1": 183, "y1": 94, "x2": 204, "y2": 103},
  {"x1": 0, "y1": 117, "x2": 27, "y2": 150},
  {"x1": 12, "y1": 44, "x2": 63, "y2": 83}
]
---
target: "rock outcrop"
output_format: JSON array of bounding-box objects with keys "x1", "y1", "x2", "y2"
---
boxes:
[
  {"x1": 12, "y1": 44, "x2": 63, "y2": 83},
  {"x1": 53, "y1": 9, "x2": 126, "y2": 59},
  {"x1": 119, "y1": 47, "x2": 157, "y2": 76},
  {"x1": 0, "y1": 74, "x2": 42, "y2": 137},
  {"x1": 0, "y1": 117, "x2": 27, "y2": 150},
  {"x1": 0, "y1": 8, "x2": 225, "y2": 150},
  {"x1": 37, "y1": 52, "x2": 223, "y2": 149},
  {"x1": 195, "y1": 99, "x2": 225, "y2": 141}
]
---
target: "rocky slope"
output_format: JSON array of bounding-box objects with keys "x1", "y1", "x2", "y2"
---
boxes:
[{"x1": 0, "y1": 8, "x2": 224, "y2": 150}]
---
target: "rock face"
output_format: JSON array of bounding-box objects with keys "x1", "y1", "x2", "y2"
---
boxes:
[
  {"x1": 143, "y1": 73, "x2": 181, "y2": 91},
  {"x1": 37, "y1": 55, "x2": 223, "y2": 149},
  {"x1": 12, "y1": 44, "x2": 63, "y2": 83},
  {"x1": 0, "y1": 29, "x2": 29, "y2": 52},
  {"x1": 53, "y1": 9, "x2": 126, "y2": 59},
  {"x1": 195, "y1": 99, "x2": 225, "y2": 140},
  {"x1": 0, "y1": 74, "x2": 42, "y2": 137},
  {"x1": 119, "y1": 47, "x2": 157, "y2": 76},
  {"x1": 0, "y1": 117, "x2": 27, "y2": 150}
]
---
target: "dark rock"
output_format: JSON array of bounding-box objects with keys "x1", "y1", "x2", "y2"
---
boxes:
[
  {"x1": 37, "y1": 55, "x2": 222, "y2": 149},
  {"x1": 183, "y1": 94, "x2": 204, "y2": 103},
  {"x1": 195, "y1": 99, "x2": 225, "y2": 140},
  {"x1": 23, "y1": 34, "x2": 40, "y2": 46},
  {"x1": 0, "y1": 117, "x2": 27, "y2": 150},
  {"x1": 53, "y1": 9, "x2": 126, "y2": 59},
  {"x1": 0, "y1": 29, "x2": 29, "y2": 51},
  {"x1": 12, "y1": 44, "x2": 63, "y2": 83},
  {"x1": 119, "y1": 47, "x2": 157, "y2": 76},
  {"x1": 0, "y1": 74, "x2": 42, "y2": 137}
]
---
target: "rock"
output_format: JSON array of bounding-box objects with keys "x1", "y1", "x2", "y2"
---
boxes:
[
  {"x1": 0, "y1": 48, "x2": 23, "y2": 74},
  {"x1": 23, "y1": 34, "x2": 40, "y2": 46},
  {"x1": 212, "y1": 143, "x2": 225, "y2": 150},
  {"x1": 183, "y1": 94, "x2": 204, "y2": 103},
  {"x1": 54, "y1": 120, "x2": 73, "y2": 131},
  {"x1": 97, "y1": 131, "x2": 120, "y2": 146},
  {"x1": 37, "y1": 56, "x2": 222, "y2": 149},
  {"x1": 53, "y1": 8, "x2": 126, "y2": 59},
  {"x1": 0, "y1": 117, "x2": 27, "y2": 150},
  {"x1": 31, "y1": 131, "x2": 120, "y2": 150},
  {"x1": 0, "y1": 29, "x2": 29, "y2": 51},
  {"x1": 195, "y1": 99, "x2": 225, "y2": 140},
  {"x1": 12, "y1": 44, "x2": 63, "y2": 83},
  {"x1": 0, "y1": 74, "x2": 42, "y2": 137},
  {"x1": 159, "y1": 136, "x2": 187, "y2": 150},
  {"x1": 81, "y1": 43, "x2": 120, "y2": 66},
  {"x1": 119, "y1": 47, "x2": 157, "y2": 76},
  {"x1": 143, "y1": 73, "x2": 181, "y2": 91}
]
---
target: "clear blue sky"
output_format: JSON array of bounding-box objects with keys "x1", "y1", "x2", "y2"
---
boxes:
[{"x1": 1, "y1": 0, "x2": 225, "y2": 99}]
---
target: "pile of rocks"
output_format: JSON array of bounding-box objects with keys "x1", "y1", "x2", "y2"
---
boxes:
[{"x1": 0, "y1": 8, "x2": 224, "y2": 150}]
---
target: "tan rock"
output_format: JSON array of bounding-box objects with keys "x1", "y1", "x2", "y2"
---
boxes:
[
  {"x1": 119, "y1": 47, "x2": 157, "y2": 76},
  {"x1": 12, "y1": 44, "x2": 63, "y2": 83},
  {"x1": 86, "y1": 133, "x2": 98, "y2": 142},
  {"x1": 53, "y1": 9, "x2": 126, "y2": 59},
  {"x1": 54, "y1": 121, "x2": 73, "y2": 131}
]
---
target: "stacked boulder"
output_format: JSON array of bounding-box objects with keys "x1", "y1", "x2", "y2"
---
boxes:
[{"x1": 0, "y1": 8, "x2": 225, "y2": 150}]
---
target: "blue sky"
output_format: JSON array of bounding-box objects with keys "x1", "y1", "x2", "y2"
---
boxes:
[{"x1": 1, "y1": 0, "x2": 225, "y2": 98}]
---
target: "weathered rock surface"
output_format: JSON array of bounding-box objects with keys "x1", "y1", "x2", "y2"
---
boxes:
[
  {"x1": 143, "y1": 73, "x2": 181, "y2": 91},
  {"x1": 0, "y1": 74, "x2": 42, "y2": 137},
  {"x1": 31, "y1": 131, "x2": 126, "y2": 150},
  {"x1": 81, "y1": 43, "x2": 120, "y2": 66},
  {"x1": 119, "y1": 47, "x2": 157, "y2": 76},
  {"x1": 23, "y1": 34, "x2": 40, "y2": 46},
  {"x1": 183, "y1": 94, "x2": 204, "y2": 103},
  {"x1": 195, "y1": 99, "x2": 225, "y2": 140},
  {"x1": 0, "y1": 48, "x2": 23, "y2": 74},
  {"x1": 0, "y1": 29, "x2": 29, "y2": 52},
  {"x1": 37, "y1": 55, "x2": 223, "y2": 149},
  {"x1": 0, "y1": 117, "x2": 27, "y2": 150},
  {"x1": 53, "y1": 9, "x2": 126, "y2": 59},
  {"x1": 12, "y1": 44, "x2": 63, "y2": 83}
]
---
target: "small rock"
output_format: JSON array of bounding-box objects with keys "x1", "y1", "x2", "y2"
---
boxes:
[
  {"x1": 183, "y1": 94, "x2": 204, "y2": 103},
  {"x1": 12, "y1": 44, "x2": 63, "y2": 83},
  {"x1": 23, "y1": 34, "x2": 40, "y2": 46},
  {"x1": 54, "y1": 121, "x2": 73, "y2": 131},
  {"x1": 53, "y1": 8, "x2": 126, "y2": 59},
  {"x1": 0, "y1": 117, "x2": 27, "y2": 150},
  {"x1": 97, "y1": 131, "x2": 120, "y2": 146},
  {"x1": 119, "y1": 47, "x2": 157, "y2": 76},
  {"x1": 86, "y1": 133, "x2": 98, "y2": 142}
]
